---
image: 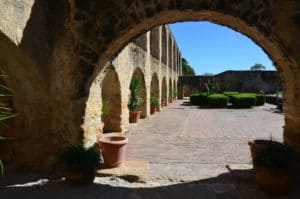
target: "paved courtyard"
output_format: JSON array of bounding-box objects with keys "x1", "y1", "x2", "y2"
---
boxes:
[
  {"x1": 127, "y1": 98, "x2": 283, "y2": 179},
  {"x1": 2, "y1": 99, "x2": 300, "y2": 199}
]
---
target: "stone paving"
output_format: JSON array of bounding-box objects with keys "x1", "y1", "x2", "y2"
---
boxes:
[
  {"x1": 127, "y1": 98, "x2": 283, "y2": 179},
  {"x1": 2, "y1": 99, "x2": 300, "y2": 199}
]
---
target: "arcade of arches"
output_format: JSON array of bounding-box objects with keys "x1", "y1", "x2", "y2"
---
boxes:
[{"x1": 0, "y1": 0, "x2": 300, "y2": 171}]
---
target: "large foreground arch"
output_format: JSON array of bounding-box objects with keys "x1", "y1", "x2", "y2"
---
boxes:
[{"x1": 1, "y1": 1, "x2": 300, "y2": 170}]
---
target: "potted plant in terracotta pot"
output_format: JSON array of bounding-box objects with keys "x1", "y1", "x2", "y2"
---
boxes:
[
  {"x1": 253, "y1": 143, "x2": 294, "y2": 195},
  {"x1": 98, "y1": 135, "x2": 128, "y2": 168},
  {"x1": 150, "y1": 94, "x2": 159, "y2": 114},
  {"x1": 59, "y1": 144, "x2": 101, "y2": 185},
  {"x1": 128, "y1": 75, "x2": 142, "y2": 123}
]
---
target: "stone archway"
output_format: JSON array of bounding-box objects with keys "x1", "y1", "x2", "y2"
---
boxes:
[
  {"x1": 101, "y1": 66, "x2": 121, "y2": 133},
  {"x1": 1, "y1": 1, "x2": 300, "y2": 170},
  {"x1": 131, "y1": 67, "x2": 147, "y2": 118},
  {"x1": 150, "y1": 72, "x2": 160, "y2": 106},
  {"x1": 161, "y1": 77, "x2": 167, "y2": 107},
  {"x1": 169, "y1": 78, "x2": 173, "y2": 103}
]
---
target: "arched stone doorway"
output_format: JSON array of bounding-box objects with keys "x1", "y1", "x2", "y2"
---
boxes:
[
  {"x1": 169, "y1": 78, "x2": 173, "y2": 103},
  {"x1": 101, "y1": 66, "x2": 122, "y2": 133},
  {"x1": 130, "y1": 68, "x2": 147, "y2": 118},
  {"x1": 150, "y1": 72, "x2": 160, "y2": 108},
  {"x1": 161, "y1": 77, "x2": 167, "y2": 107}
]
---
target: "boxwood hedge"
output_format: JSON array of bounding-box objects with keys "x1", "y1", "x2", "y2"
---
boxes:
[
  {"x1": 231, "y1": 94, "x2": 256, "y2": 107},
  {"x1": 207, "y1": 94, "x2": 229, "y2": 108},
  {"x1": 190, "y1": 92, "x2": 208, "y2": 105}
]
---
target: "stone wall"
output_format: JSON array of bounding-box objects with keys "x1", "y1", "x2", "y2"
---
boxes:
[
  {"x1": 179, "y1": 70, "x2": 281, "y2": 97},
  {"x1": 1, "y1": 0, "x2": 300, "y2": 171}
]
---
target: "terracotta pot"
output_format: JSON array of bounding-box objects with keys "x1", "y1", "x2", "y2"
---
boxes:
[
  {"x1": 129, "y1": 111, "x2": 141, "y2": 123},
  {"x1": 248, "y1": 139, "x2": 281, "y2": 165},
  {"x1": 98, "y1": 136, "x2": 128, "y2": 168},
  {"x1": 255, "y1": 167, "x2": 292, "y2": 195},
  {"x1": 150, "y1": 105, "x2": 157, "y2": 114},
  {"x1": 64, "y1": 168, "x2": 96, "y2": 185}
]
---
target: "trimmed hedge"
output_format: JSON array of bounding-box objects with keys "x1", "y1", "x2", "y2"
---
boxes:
[
  {"x1": 190, "y1": 92, "x2": 208, "y2": 105},
  {"x1": 207, "y1": 94, "x2": 229, "y2": 108},
  {"x1": 254, "y1": 94, "x2": 266, "y2": 106},
  {"x1": 223, "y1": 91, "x2": 239, "y2": 103},
  {"x1": 231, "y1": 94, "x2": 256, "y2": 107}
]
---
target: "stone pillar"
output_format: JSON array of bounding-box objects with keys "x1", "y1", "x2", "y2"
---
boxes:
[{"x1": 283, "y1": 69, "x2": 300, "y2": 155}]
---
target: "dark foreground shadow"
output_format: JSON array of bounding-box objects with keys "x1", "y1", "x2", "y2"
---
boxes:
[{"x1": 1, "y1": 167, "x2": 299, "y2": 199}]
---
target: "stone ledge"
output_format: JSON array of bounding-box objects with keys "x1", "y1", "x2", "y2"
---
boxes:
[{"x1": 96, "y1": 160, "x2": 149, "y2": 182}]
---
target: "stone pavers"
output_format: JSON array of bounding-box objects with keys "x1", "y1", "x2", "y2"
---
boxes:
[{"x1": 126, "y1": 98, "x2": 283, "y2": 179}]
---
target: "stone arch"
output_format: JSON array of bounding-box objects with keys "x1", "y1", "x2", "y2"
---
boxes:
[
  {"x1": 161, "y1": 26, "x2": 167, "y2": 65},
  {"x1": 161, "y1": 77, "x2": 167, "y2": 107},
  {"x1": 169, "y1": 78, "x2": 173, "y2": 103},
  {"x1": 150, "y1": 27, "x2": 160, "y2": 59},
  {"x1": 101, "y1": 66, "x2": 121, "y2": 133},
  {"x1": 130, "y1": 67, "x2": 147, "y2": 118},
  {"x1": 150, "y1": 72, "x2": 160, "y2": 103}
]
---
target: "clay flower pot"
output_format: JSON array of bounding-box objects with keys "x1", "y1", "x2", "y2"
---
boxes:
[
  {"x1": 98, "y1": 136, "x2": 128, "y2": 168},
  {"x1": 255, "y1": 167, "x2": 292, "y2": 195},
  {"x1": 150, "y1": 105, "x2": 157, "y2": 114},
  {"x1": 64, "y1": 169, "x2": 96, "y2": 185},
  {"x1": 129, "y1": 111, "x2": 141, "y2": 123},
  {"x1": 248, "y1": 139, "x2": 281, "y2": 166}
]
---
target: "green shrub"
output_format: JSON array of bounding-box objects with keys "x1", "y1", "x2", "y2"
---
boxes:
[
  {"x1": 190, "y1": 92, "x2": 208, "y2": 105},
  {"x1": 223, "y1": 91, "x2": 239, "y2": 103},
  {"x1": 231, "y1": 94, "x2": 256, "y2": 108},
  {"x1": 59, "y1": 144, "x2": 102, "y2": 171},
  {"x1": 254, "y1": 94, "x2": 266, "y2": 106},
  {"x1": 207, "y1": 94, "x2": 229, "y2": 108}
]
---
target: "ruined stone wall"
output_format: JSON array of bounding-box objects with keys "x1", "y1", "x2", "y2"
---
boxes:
[
  {"x1": 179, "y1": 70, "x2": 282, "y2": 96},
  {"x1": 1, "y1": 0, "x2": 300, "y2": 171}
]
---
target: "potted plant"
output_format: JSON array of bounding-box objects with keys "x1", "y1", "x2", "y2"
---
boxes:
[
  {"x1": 101, "y1": 99, "x2": 110, "y2": 131},
  {"x1": 59, "y1": 144, "x2": 101, "y2": 185},
  {"x1": 253, "y1": 143, "x2": 294, "y2": 195},
  {"x1": 0, "y1": 77, "x2": 16, "y2": 176},
  {"x1": 128, "y1": 75, "x2": 143, "y2": 123},
  {"x1": 98, "y1": 135, "x2": 128, "y2": 168},
  {"x1": 173, "y1": 90, "x2": 178, "y2": 100},
  {"x1": 150, "y1": 94, "x2": 159, "y2": 114},
  {"x1": 248, "y1": 139, "x2": 281, "y2": 166}
]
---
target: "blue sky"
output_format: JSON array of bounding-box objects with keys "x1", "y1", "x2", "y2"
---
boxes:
[{"x1": 169, "y1": 22, "x2": 275, "y2": 75}]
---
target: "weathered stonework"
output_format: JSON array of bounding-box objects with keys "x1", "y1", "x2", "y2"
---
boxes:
[{"x1": 0, "y1": 0, "x2": 300, "y2": 170}]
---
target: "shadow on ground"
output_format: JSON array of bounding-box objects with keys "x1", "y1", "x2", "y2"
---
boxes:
[{"x1": 1, "y1": 167, "x2": 299, "y2": 199}]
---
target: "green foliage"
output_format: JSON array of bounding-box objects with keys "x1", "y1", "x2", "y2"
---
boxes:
[
  {"x1": 250, "y1": 63, "x2": 266, "y2": 71},
  {"x1": 128, "y1": 75, "x2": 143, "y2": 111},
  {"x1": 150, "y1": 94, "x2": 159, "y2": 107},
  {"x1": 59, "y1": 144, "x2": 101, "y2": 171},
  {"x1": 182, "y1": 58, "x2": 196, "y2": 75},
  {"x1": 101, "y1": 100, "x2": 110, "y2": 122},
  {"x1": 190, "y1": 92, "x2": 208, "y2": 106},
  {"x1": 207, "y1": 94, "x2": 229, "y2": 108},
  {"x1": 254, "y1": 143, "x2": 294, "y2": 169},
  {"x1": 254, "y1": 94, "x2": 266, "y2": 106},
  {"x1": 231, "y1": 94, "x2": 256, "y2": 107},
  {"x1": 223, "y1": 91, "x2": 239, "y2": 103},
  {"x1": 0, "y1": 160, "x2": 3, "y2": 176},
  {"x1": 172, "y1": 90, "x2": 178, "y2": 98}
]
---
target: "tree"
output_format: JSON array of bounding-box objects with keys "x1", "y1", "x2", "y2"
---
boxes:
[
  {"x1": 250, "y1": 63, "x2": 266, "y2": 71},
  {"x1": 202, "y1": 72, "x2": 214, "y2": 76},
  {"x1": 182, "y1": 58, "x2": 196, "y2": 75}
]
